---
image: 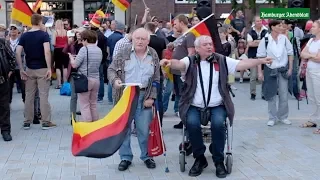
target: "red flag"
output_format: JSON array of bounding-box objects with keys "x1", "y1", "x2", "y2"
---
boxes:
[{"x1": 148, "y1": 107, "x2": 165, "y2": 157}]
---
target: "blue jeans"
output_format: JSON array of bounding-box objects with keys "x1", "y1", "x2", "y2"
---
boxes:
[
  {"x1": 119, "y1": 91, "x2": 153, "y2": 162},
  {"x1": 186, "y1": 105, "x2": 226, "y2": 163},
  {"x1": 108, "y1": 83, "x2": 113, "y2": 103},
  {"x1": 98, "y1": 64, "x2": 104, "y2": 100},
  {"x1": 163, "y1": 79, "x2": 179, "y2": 113}
]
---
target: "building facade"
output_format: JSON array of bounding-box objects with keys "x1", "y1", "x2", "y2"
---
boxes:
[
  {"x1": 0, "y1": 0, "x2": 126, "y2": 27},
  {"x1": 0, "y1": 0, "x2": 318, "y2": 28}
]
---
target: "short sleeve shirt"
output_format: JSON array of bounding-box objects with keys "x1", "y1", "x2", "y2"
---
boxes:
[
  {"x1": 306, "y1": 38, "x2": 320, "y2": 69},
  {"x1": 179, "y1": 56, "x2": 239, "y2": 108}
]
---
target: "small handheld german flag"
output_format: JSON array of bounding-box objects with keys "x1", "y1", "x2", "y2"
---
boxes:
[
  {"x1": 189, "y1": 13, "x2": 223, "y2": 54},
  {"x1": 112, "y1": 0, "x2": 132, "y2": 11}
]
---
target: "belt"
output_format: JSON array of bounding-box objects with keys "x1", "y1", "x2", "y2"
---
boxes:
[{"x1": 140, "y1": 88, "x2": 147, "y2": 91}]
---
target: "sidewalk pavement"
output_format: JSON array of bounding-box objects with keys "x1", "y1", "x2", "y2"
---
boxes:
[{"x1": 1, "y1": 81, "x2": 319, "y2": 180}]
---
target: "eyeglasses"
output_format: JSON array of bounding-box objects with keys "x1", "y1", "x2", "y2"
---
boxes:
[{"x1": 10, "y1": 27, "x2": 17, "y2": 30}]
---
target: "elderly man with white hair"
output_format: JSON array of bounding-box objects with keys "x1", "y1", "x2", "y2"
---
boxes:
[
  {"x1": 160, "y1": 35, "x2": 272, "y2": 178},
  {"x1": 108, "y1": 28, "x2": 160, "y2": 171}
]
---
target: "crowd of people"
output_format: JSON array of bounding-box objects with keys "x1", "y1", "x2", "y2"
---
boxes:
[{"x1": 0, "y1": 7, "x2": 320, "y2": 178}]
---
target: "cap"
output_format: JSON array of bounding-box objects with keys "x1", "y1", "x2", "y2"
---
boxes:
[
  {"x1": 305, "y1": 20, "x2": 313, "y2": 31},
  {"x1": 0, "y1": 24, "x2": 5, "y2": 29},
  {"x1": 151, "y1": 16, "x2": 158, "y2": 22},
  {"x1": 9, "y1": 24, "x2": 22, "y2": 32}
]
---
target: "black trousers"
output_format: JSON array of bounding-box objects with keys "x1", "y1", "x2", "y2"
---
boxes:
[
  {"x1": 9, "y1": 69, "x2": 25, "y2": 103},
  {"x1": 0, "y1": 81, "x2": 11, "y2": 133}
]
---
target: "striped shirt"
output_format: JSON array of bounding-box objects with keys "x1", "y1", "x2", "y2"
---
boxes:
[
  {"x1": 112, "y1": 35, "x2": 132, "y2": 59},
  {"x1": 74, "y1": 44, "x2": 102, "y2": 79}
]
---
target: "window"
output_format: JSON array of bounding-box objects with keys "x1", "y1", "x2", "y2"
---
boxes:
[
  {"x1": 215, "y1": 0, "x2": 243, "y2": 3},
  {"x1": 175, "y1": 0, "x2": 196, "y2": 4},
  {"x1": 84, "y1": 1, "x2": 115, "y2": 20}
]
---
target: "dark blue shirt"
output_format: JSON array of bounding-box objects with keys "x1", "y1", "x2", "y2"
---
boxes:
[
  {"x1": 107, "y1": 31, "x2": 123, "y2": 62},
  {"x1": 18, "y1": 30, "x2": 50, "y2": 69}
]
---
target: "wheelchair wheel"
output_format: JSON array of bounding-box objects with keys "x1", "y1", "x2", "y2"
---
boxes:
[
  {"x1": 179, "y1": 151, "x2": 186, "y2": 172},
  {"x1": 226, "y1": 154, "x2": 233, "y2": 174},
  {"x1": 179, "y1": 142, "x2": 193, "y2": 156}
]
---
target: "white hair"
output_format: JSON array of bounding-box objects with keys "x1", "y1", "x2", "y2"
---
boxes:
[
  {"x1": 133, "y1": 27, "x2": 150, "y2": 40},
  {"x1": 194, "y1": 35, "x2": 212, "y2": 47}
]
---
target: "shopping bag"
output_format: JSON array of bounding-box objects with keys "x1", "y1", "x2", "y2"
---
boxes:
[
  {"x1": 60, "y1": 82, "x2": 71, "y2": 96},
  {"x1": 148, "y1": 107, "x2": 164, "y2": 157}
]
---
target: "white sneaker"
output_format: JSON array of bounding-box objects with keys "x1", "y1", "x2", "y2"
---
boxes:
[
  {"x1": 231, "y1": 85, "x2": 237, "y2": 90},
  {"x1": 239, "y1": 78, "x2": 243, "y2": 83},
  {"x1": 281, "y1": 119, "x2": 292, "y2": 125},
  {"x1": 267, "y1": 120, "x2": 275, "y2": 126},
  {"x1": 246, "y1": 70, "x2": 251, "y2": 76}
]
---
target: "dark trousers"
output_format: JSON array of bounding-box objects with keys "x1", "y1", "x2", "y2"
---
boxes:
[
  {"x1": 173, "y1": 74, "x2": 183, "y2": 112},
  {"x1": 157, "y1": 76, "x2": 164, "y2": 126},
  {"x1": 0, "y1": 81, "x2": 11, "y2": 133},
  {"x1": 186, "y1": 105, "x2": 226, "y2": 163},
  {"x1": 9, "y1": 69, "x2": 25, "y2": 103}
]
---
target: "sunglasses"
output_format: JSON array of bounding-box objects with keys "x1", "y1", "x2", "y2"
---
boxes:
[{"x1": 10, "y1": 27, "x2": 17, "y2": 30}]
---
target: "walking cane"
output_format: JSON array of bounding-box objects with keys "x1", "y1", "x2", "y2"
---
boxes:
[{"x1": 153, "y1": 82, "x2": 169, "y2": 173}]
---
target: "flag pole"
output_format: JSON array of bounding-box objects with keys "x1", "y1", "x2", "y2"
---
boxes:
[
  {"x1": 169, "y1": 13, "x2": 172, "y2": 22},
  {"x1": 223, "y1": 8, "x2": 234, "y2": 24},
  {"x1": 142, "y1": 0, "x2": 147, "y2": 8},
  {"x1": 134, "y1": 14, "x2": 138, "y2": 28},
  {"x1": 155, "y1": 99, "x2": 169, "y2": 173}
]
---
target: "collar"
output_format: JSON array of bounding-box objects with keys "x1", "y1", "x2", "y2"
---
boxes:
[
  {"x1": 155, "y1": 27, "x2": 159, "y2": 32},
  {"x1": 252, "y1": 25, "x2": 268, "y2": 32}
]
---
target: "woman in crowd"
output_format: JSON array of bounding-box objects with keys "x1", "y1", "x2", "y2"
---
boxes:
[
  {"x1": 69, "y1": 30, "x2": 102, "y2": 122},
  {"x1": 300, "y1": 20, "x2": 320, "y2": 133},
  {"x1": 52, "y1": 20, "x2": 68, "y2": 89},
  {"x1": 63, "y1": 29, "x2": 83, "y2": 122}
]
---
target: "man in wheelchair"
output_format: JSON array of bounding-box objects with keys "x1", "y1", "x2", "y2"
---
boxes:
[{"x1": 160, "y1": 35, "x2": 272, "y2": 178}]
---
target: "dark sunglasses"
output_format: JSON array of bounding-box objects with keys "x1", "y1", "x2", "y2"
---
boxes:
[{"x1": 10, "y1": 27, "x2": 17, "y2": 30}]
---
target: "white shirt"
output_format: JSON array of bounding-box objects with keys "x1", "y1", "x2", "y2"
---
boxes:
[
  {"x1": 306, "y1": 38, "x2": 320, "y2": 69},
  {"x1": 247, "y1": 26, "x2": 268, "y2": 42},
  {"x1": 180, "y1": 56, "x2": 239, "y2": 108},
  {"x1": 256, "y1": 34, "x2": 293, "y2": 69}
]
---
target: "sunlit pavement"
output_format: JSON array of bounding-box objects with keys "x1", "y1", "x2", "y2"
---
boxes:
[{"x1": 1, "y1": 80, "x2": 319, "y2": 180}]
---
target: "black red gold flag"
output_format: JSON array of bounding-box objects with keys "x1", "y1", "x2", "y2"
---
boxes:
[
  {"x1": 189, "y1": 13, "x2": 223, "y2": 54},
  {"x1": 72, "y1": 86, "x2": 139, "y2": 158}
]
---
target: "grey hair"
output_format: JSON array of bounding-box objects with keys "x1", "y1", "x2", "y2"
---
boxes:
[
  {"x1": 194, "y1": 35, "x2": 212, "y2": 47},
  {"x1": 132, "y1": 27, "x2": 151, "y2": 41}
]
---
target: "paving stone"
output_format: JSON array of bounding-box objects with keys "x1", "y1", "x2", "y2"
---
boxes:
[{"x1": 2, "y1": 82, "x2": 320, "y2": 180}]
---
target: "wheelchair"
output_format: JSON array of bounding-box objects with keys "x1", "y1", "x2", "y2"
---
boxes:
[{"x1": 178, "y1": 118, "x2": 234, "y2": 174}]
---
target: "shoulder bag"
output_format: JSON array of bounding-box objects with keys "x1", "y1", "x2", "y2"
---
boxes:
[{"x1": 72, "y1": 46, "x2": 89, "y2": 93}]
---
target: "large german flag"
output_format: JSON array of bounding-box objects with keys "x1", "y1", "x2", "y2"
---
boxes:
[
  {"x1": 11, "y1": 0, "x2": 34, "y2": 27},
  {"x1": 112, "y1": 0, "x2": 132, "y2": 11},
  {"x1": 72, "y1": 86, "x2": 140, "y2": 158},
  {"x1": 189, "y1": 13, "x2": 223, "y2": 54}
]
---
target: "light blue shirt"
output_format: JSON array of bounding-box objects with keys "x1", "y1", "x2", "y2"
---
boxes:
[{"x1": 124, "y1": 47, "x2": 154, "y2": 88}]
